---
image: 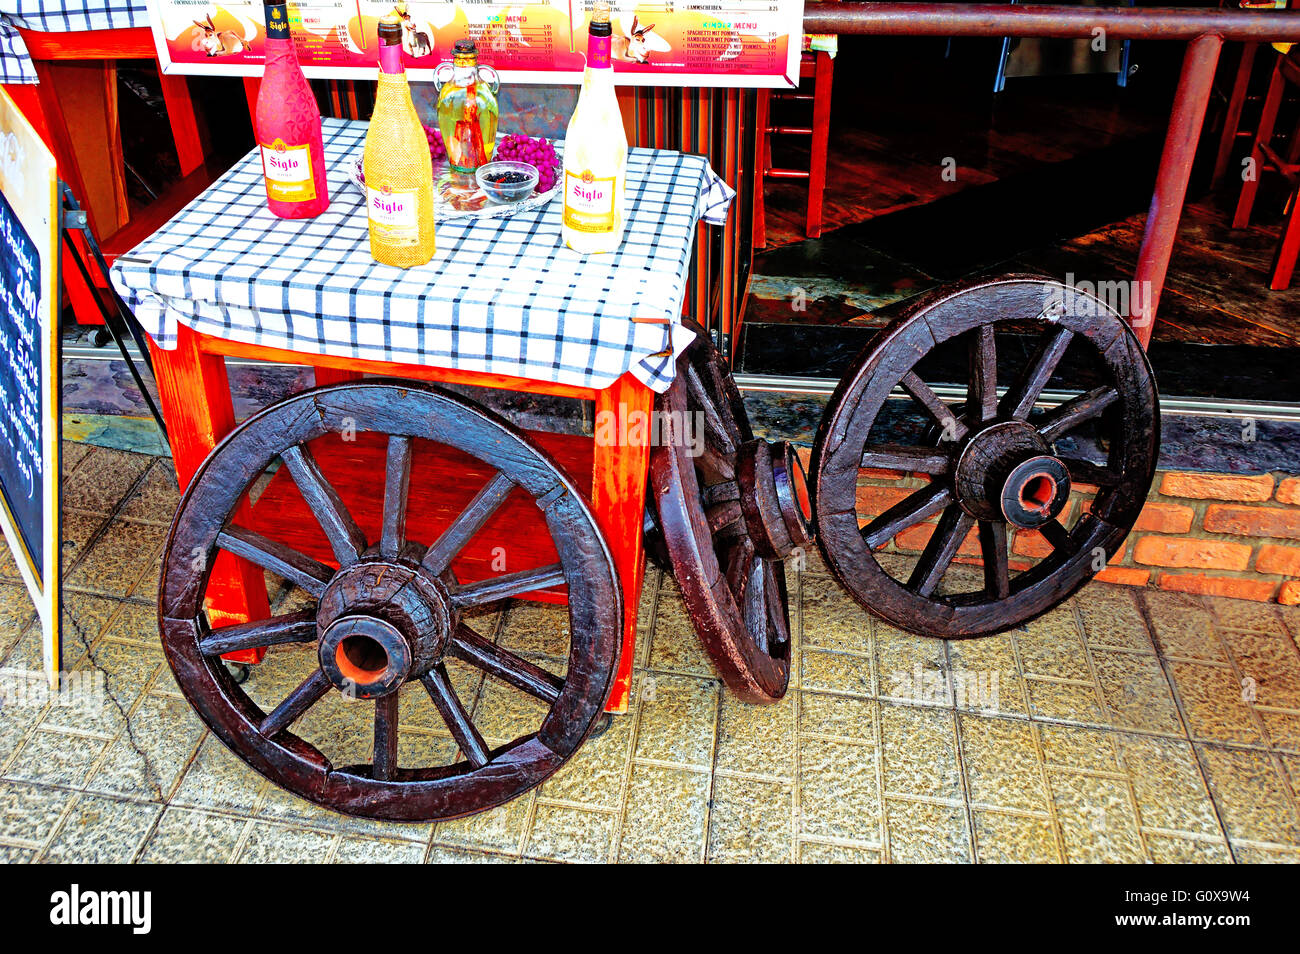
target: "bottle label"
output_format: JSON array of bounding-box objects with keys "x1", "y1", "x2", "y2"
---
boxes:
[
  {"x1": 588, "y1": 35, "x2": 612, "y2": 70},
  {"x1": 265, "y1": 3, "x2": 290, "y2": 39},
  {"x1": 260, "y1": 139, "x2": 316, "y2": 203},
  {"x1": 367, "y1": 185, "x2": 420, "y2": 244},
  {"x1": 563, "y1": 169, "x2": 617, "y2": 233}
]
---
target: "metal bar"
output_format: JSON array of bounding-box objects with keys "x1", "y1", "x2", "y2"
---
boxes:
[
  {"x1": 801, "y1": 4, "x2": 1300, "y2": 42},
  {"x1": 1132, "y1": 33, "x2": 1223, "y2": 346},
  {"x1": 730, "y1": 374, "x2": 1300, "y2": 423}
]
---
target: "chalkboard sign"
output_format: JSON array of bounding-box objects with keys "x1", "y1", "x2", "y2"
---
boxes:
[
  {"x1": 0, "y1": 89, "x2": 61, "y2": 688},
  {"x1": 0, "y1": 188, "x2": 46, "y2": 574}
]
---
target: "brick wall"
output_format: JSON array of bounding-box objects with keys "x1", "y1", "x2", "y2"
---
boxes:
[{"x1": 839, "y1": 462, "x2": 1300, "y2": 605}]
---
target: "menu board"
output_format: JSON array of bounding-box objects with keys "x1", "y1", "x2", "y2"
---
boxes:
[
  {"x1": 0, "y1": 89, "x2": 61, "y2": 688},
  {"x1": 148, "y1": 1, "x2": 804, "y2": 87}
]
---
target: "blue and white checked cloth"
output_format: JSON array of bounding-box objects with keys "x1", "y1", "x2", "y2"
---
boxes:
[
  {"x1": 111, "y1": 119, "x2": 735, "y2": 394},
  {"x1": 0, "y1": 1, "x2": 149, "y2": 84}
]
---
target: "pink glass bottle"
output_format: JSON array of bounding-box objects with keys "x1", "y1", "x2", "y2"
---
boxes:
[{"x1": 255, "y1": 1, "x2": 329, "y2": 218}]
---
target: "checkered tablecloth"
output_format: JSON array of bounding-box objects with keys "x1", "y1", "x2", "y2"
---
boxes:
[
  {"x1": 111, "y1": 118, "x2": 735, "y2": 394},
  {"x1": 0, "y1": 1, "x2": 148, "y2": 84}
]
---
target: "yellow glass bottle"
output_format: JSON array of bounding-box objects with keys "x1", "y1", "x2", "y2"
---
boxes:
[{"x1": 363, "y1": 17, "x2": 435, "y2": 268}]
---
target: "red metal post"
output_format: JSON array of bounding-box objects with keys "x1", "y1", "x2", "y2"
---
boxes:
[{"x1": 1131, "y1": 32, "x2": 1223, "y2": 348}]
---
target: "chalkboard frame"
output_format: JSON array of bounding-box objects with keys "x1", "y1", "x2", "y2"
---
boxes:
[{"x1": 0, "y1": 89, "x2": 62, "y2": 690}]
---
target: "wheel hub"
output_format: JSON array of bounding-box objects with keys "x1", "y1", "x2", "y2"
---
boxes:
[
  {"x1": 737, "y1": 440, "x2": 814, "y2": 559},
  {"x1": 316, "y1": 556, "x2": 455, "y2": 698},
  {"x1": 953, "y1": 421, "x2": 1071, "y2": 529}
]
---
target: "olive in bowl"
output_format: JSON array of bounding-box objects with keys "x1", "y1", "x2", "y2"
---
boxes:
[{"x1": 476, "y1": 161, "x2": 540, "y2": 203}]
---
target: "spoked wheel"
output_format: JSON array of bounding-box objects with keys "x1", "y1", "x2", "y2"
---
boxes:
[
  {"x1": 811, "y1": 276, "x2": 1159, "y2": 638},
  {"x1": 648, "y1": 326, "x2": 812, "y2": 703},
  {"x1": 160, "y1": 382, "x2": 621, "y2": 821}
]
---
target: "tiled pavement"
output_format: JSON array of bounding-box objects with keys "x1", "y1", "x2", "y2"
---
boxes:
[{"x1": 1, "y1": 441, "x2": 1299, "y2": 863}]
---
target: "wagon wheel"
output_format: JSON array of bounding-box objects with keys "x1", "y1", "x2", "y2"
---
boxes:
[
  {"x1": 649, "y1": 327, "x2": 812, "y2": 703},
  {"x1": 159, "y1": 382, "x2": 621, "y2": 821},
  {"x1": 811, "y1": 276, "x2": 1158, "y2": 638}
]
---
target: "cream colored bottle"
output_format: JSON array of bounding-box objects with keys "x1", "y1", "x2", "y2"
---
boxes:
[{"x1": 561, "y1": 2, "x2": 628, "y2": 254}]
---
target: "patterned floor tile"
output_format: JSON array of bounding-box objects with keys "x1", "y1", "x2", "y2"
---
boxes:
[
  {"x1": 1224, "y1": 630, "x2": 1300, "y2": 711},
  {"x1": 1143, "y1": 834, "x2": 1233, "y2": 863},
  {"x1": 959, "y1": 715, "x2": 1051, "y2": 813},
  {"x1": 60, "y1": 446, "x2": 152, "y2": 516},
  {"x1": 1168, "y1": 661, "x2": 1266, "y2": 746},
  {"x1": 800, "y1": 647, "x2": 874, "y2": 698},
  {"x1": 1048, "y1": 770, "x2": 1146, "y2": 863},
  {"x1": 41, "y1": 794, "x2": 161, "y2": 863},
  {"x1": 797, "y1": 840, "x2": 882, "y2": 863},
  {"x1": 800, "y1": 574, "x2": 872, "y2": 655},
  {"x1": 526, "y1": 803, "x2": 617, "y2": 863},
  {"x1": 0, "y1": 779, "x2": 73, "y2": 847},
  {"x1": 880, "y1": 704, "x2": 961, "y2": 801},
  {"x1": 706, "y1": 776, "x2": 794, "y2": 863},
  {"x1": 1091, "y1": 649, "x2": 1184, "y2": 735},
  {"x1": 715, "y1": 690, "x2": 795, "y2": 778},
  {"x1": 972, "y1": 810, "x2": 1060, "y2": 863},
  {"x1": 332, "y1": 836, "x2": 427, "y2": 863},
  {"x1": 798, "y1": 737, "x2": 881, "y2": 843},
  {"x1": 885, "y1": 798, "x2": 971, "y2": 863},
  {"x1": 616, "y1": 764, "x2": 709, "y2": 863},
  {"x1": 235, "y1": 823, "x2": 336, "y2": 863},
  {"x1": 138, "y1": 807, "x2": 247, "y2": 863},
  {"x1": 1144, "y1": 591, "x2": 1225, "y2": 662},
  {"x1": 1115, "y1": 733, "x2": 1221, "y2": 837},
  {"x1": 632, "y1": 672, "x2": 719, "y2": 768},
  {"x1": 1196, "y1": 745, "x2": 1300, "y2": 846}
]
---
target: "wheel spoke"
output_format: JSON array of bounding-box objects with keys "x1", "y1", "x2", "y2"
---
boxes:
[
  {"x1": 1060, "y1": 456, "x2": 1122, "y2": 487},
  {"x1": 448, "y1": 624, "x2": 563, "y2": 705},
  {"x1": 696, "y1": 439, "x2": 737, "y2": 483},
  {"x1": 763, "y1": 562, "x2": 791, "y2": 652},
  {"x1": 380, "y1": 435, "x2": 413, "y2": 560},
  {"x1": 907, "y1": 507, "x2": 975, "y2": 598},
  {"x1": 860, "y1": 444, "x2": 952, "y2": 475},
  {"x1": 861, "y1": 483, "x2": 953, "y2": 550},
  {"x1": 280, "y1": 444, "x2": 367, "y2": 567},
  {"x1": 259, "y1": 669, "x2": 331, "y2": 737},
  {"x1": 968, "y1": 324, "x2": 998, "y2": 424},
  {"x1": 1001, "y1": 326, "x2": 1074, "y2": 420},
  {"x1": 741, "y1": 553, "x2": 768, "y2": 653},
  {"x1": 200, "y1": 610, "x2": 317, "y2": 656},
  {"x1": 1038, "y1": 518, "x2": 1074, "y2": 552},
  {"x1": 722, "y1": 535, "x2": 756, "y2": 603},
  {"x1": 705, "y1": 499, "x2": 744, "y2": 534},
  {"x1": 901, "y1": 371, "x2": 968, "y2": 442},
  {"x1": 421, "y1": 471, "x2": 515, "y2": 575},
  {"x1": 373, "y1": 694, "x2": 399, "y2": 781},
  {"x1": 421, "y1": 665, "x2": 491, "y2": 768},
  {"x1": 217, "y1": 525, "x2": 334, "y2": 596},
  {"x1": 1037, "y1": 386, "x2": 1120, "y2": 442},
  {"x1": 686, "y1": 362, "x2": 738, "y2": 454},
  {"x1": 978, "y1": 520, "x2": 1011, "y2": 601},
  {"x1": 451, "y1": 563, "x2": 566, "y2": 609}
]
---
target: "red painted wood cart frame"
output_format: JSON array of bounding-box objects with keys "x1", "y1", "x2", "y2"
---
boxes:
[{"x1": 150, "y1": 326, "x2": 653, "y2": 714}]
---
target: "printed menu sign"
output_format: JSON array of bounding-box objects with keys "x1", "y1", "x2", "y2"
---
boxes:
[
  {"x1": 148, "y1": 0, "x2": 805, "y2": 87},
  {"x1": 0, "y1": 89, "x2": 61, "y2": 688}
]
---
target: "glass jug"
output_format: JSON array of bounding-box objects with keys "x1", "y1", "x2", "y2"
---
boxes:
[{"x1": 433, "y1": 40, "x2": 500, "y2": 176}]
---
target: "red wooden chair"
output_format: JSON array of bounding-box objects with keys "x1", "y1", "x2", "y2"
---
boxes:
[
  {"x1": 754, "y1": 48, "x2": 834, "y2": 245},
  {"x1": 1231, "y1": 44, "x2": 1300, "y2": 290}
]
